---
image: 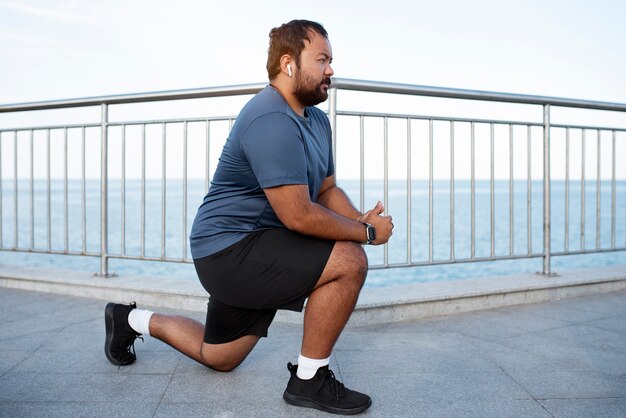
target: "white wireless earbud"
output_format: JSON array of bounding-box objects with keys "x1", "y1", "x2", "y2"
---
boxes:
[{"x1": 287, "y1": 64, "x2": 292, "y2": 77}]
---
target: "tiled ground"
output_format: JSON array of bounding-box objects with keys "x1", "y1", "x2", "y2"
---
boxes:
[{"x1": 1, "y1": 288, "x2": 625, "y2": 417}]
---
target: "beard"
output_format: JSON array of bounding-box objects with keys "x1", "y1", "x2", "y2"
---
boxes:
[{"x1": 293, "y1": 72, "x2": 332, "y2": 107}]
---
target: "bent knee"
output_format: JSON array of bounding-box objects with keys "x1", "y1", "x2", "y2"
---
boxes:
[
  {"x1": 200, "y1": 337, "x2": 258, "y2": 372},
  {"x1": 319, "y1": 241, "x2": 369, "y2": 289},
  {"x1": 335, "y1": 241, "x2": 368, "y2": 278},
  {"x1": 202, "y1": 355, "x2": 242, "y2": 372},
  {"x1": 209, "y1": 361, "x2": 239, "y2": 372}
]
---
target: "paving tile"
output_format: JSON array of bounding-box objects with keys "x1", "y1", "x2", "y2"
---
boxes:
[
  {"x1": 495, "y1": 299, "x2": 616, "y2": 324},
  {"x1": 154, "y1": 402, "x2": 233, "y2": 418},
  {"x1": 44, "y1": 326, "x2": 171, "y2": 354},
  {"x1": 161, "y1": 370, "x2": 286, "y2": 404},
  {"x1": 0, "y1": 401, "x2": 157, "y2": 418},
  {"x1": 0, "y1": 307, "x2": 102, "y2": 341},
  {"x1": 155, "y1": 401, "x2": 327, "y2": 418},
  {"x1": 532, "y1": 323, "x2": 626, "y2": 354},
  {"x1": 473, "y1": 339, "x2": 581, "y2": 374},
  {"x1": 585, "y1": 314, "x2": 626, "y2": 334},
  {"x1": 0, "y1": 317, "x2": 71, "y2": 340},
  {"x1": 561, "y1": 292, "x2": 626, "y2": 315},
  {"x1": 342, "y1": 370, "x2": 533, "y2": 403},
  {"x1": 159, "y1": 372, "x2": 325, "y2": 417},
  {"x1": 367, "y1": 399, "x2": 552, "y2": 418},
  {"x1": 0, "y1": 330, "x2": 56, "y2": 351},
  {"x1": 232, "y1": 343, "x2": 298, "y2": 374},
  {"x1": 1, "y1": 295, "x2": 97, "y2": 323},
  {"x1": 0, "y1": 372, "x2": 171, "y2": 402},
  {"x1": 0, "y1": 289, "x2": 80, "y2": 313},
  {"x1": 12, "y1": 346, "x2": 183, "y2": 375},
  {"x1": 57, "y1": 315, "x2": 106, "y2": 333},
  {"x1": 0, "y1": 350, "x2": 31, "y2": 375},
  {"x1": 497, "y1": 330, "x2": 626, "y2": 376},
  {"x1": 333, "y1": 343, "x2": 502, "y2": 374},
  {"x1": 506, "y1": 369, "x2": 626, "y2": 399},
  {"x1": 170, "y1": 355, "x2": 215, "y2": 375},
  {"x1": 337, "y1": 326, "x2": 473, "y2": 350},
  {"x1": 540, "y1": 398, "x2": 626, "y2": 418},
  {"x1": 50, "y1": 332, "x2": 104, "y2": 352},
  {"x1": 416, "y1": 308, "x2": 571, "y2": 342}
]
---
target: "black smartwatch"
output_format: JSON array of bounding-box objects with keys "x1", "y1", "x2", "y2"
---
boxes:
[{"x1": 362, "y1": 222, "x2": 376, "y2": 245}]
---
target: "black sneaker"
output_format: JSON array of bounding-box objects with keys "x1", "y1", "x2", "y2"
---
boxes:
[
  {"x1": 104, "y1": 302, "x2": 142, "y2": 366},
  {"x1": 283, "y1": 362, "x2": 372, "y2": 415}
]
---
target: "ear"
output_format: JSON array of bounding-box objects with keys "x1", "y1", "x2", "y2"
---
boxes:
[{"x1": 279, "y1": 54, "x2": 294, "y2": 77}]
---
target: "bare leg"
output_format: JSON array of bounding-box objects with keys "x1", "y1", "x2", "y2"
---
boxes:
[
  {"x1": 301, "y1": 241, "x2": 367, "y2": 359},
  {"x1": 149, "y1": 314, "x2": 259, "y2": 372}
]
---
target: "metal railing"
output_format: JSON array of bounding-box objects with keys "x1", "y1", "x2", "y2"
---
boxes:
[{"x1": 0, "y1": 78, "x2": 625, "y2": 277}]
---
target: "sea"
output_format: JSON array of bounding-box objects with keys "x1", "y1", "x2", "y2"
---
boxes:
[{"x1": 0, "y1": 179, "x2": 624, "y2": 289}]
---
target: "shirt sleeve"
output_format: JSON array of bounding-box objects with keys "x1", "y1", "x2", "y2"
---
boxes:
[
  {"x1": 240, "y1": 112, "x2": 308, "y2": 189},
  {"x1": 325, "y1": 118, "x2": 335, "y2": 178}
]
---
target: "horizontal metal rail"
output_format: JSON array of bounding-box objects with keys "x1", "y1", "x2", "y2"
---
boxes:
[
  {"x1": 3, "y1": 78, "x2": 626, "y2": 113},
  {"x1": 337, "y1": 110, "x2": 545, "y2": 128},
  {"x1": 0, "y1": 83, "x2": 266, "y2": 112},
  {"x1": 332, "y1": 78, "x2": 626, "y2": 112}
]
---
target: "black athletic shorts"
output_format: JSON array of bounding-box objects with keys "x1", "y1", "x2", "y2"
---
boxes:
[{"x1": 193, "y1": 228, "x2": 335, "y2": 344}]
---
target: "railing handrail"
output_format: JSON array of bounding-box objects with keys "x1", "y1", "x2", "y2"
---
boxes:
[
  {"x1": 0, "y1": 82, "x2": 267, "y2": 113},
  {"x1": 2, "y1": 78, "x2": 626, "y2": 113},
  {"x1": 332, "y1": 79, "x2": 626, "y2": 112}
]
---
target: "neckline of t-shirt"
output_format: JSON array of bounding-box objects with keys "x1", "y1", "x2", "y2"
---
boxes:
[{"x1": 267, "y1": 84, "x2": 310, "y2": 121}]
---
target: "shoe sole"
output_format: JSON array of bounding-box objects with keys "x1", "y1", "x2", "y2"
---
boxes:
[
  {"x1": 283, "y1": 390, "x2": 372, "y2": 415},
  {"x1": 104, "y1": 302, "x2": 134, "y2": 367}
]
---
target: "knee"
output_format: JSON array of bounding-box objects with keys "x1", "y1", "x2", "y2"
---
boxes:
[
  {"x1": 209, "y1": 361, "x2": 239, "y2": 373},
  {"x1": 199, "y1": 335, "x2": 258, "y2": 372},
  {"x1": 339, "y1": 241, "x2": 368, "y2": 284},
  {"x1": 203, "y1": 356, "x2": 242, "y2": 372},
  {"x1": 200, "y1": 349, "x2": 244, "y2": 372}
]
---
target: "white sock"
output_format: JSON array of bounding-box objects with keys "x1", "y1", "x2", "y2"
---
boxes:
[
  {"x1": 296, "y1": 353, "x2": 330, "y2": 380},
  {"x1": 127, "y1": 308, "x2": 154, "y2": 336}
]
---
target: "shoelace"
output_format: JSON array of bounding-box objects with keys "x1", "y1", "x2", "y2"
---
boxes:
[
  {"x1": 314, "y1": 369, "x2": 346, "y2": 401},
  {"x1": 119, "y1": 334, "x2": 143, "y2": 362}
]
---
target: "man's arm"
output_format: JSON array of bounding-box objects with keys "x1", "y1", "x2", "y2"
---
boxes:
[
  {"x1": 316, "y1": 175, "x2": 362, "y2": 220},
  {"x1": 316, "y1": 175, "x2": 388, "y2": 225},
  {"x1": 263, "y1": 182, "x2": 393, "y2": 245}
]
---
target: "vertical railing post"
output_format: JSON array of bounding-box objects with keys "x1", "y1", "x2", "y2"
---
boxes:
[
  {"x1": 99, "y1": 103, "x2": 110, "y2": 277},
  {"x1": 328, "y1": 86, "x2": 337, "y2": 167},
  {"x1": 542, "y1": 104, "x2": 552, "y2": 275}
]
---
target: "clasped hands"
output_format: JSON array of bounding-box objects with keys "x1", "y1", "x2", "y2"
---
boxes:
[{"x1": 357, "y1": 201, "x2": 393, "y2": 245}]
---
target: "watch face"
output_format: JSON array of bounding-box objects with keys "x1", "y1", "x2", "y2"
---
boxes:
[{"x1": 367, "y1": 225, "x2": 376, "y2": 242}]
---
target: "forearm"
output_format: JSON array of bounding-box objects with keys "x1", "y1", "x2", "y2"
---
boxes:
[
  {"x1": 316, "y1": 185, "x2": 362, "y2": 220},
  {"x1": 293, "y1": 199, "x2": 392, "y2": 246},
  {"x1": 264, "y1": 184, "x2": 366, "y2": 242},
  {"x1": 289, "y1": 201, "x2": 366, "y2": 243},
  {"x1": 264, "y1": 183, "x2": 391, "y2": 244}
]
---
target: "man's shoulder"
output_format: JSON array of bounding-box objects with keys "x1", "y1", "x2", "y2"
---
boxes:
[
  {"x1": 244, "y1": 86, "x2": 289, "y2": 115},
  {"x1": 236, "y1": 86, "x2": 295, "y2": 127}
]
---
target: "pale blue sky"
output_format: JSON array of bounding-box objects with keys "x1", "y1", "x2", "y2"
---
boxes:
[{"x1": 1, "y1": 0, "x2": 626, "y2": 104}]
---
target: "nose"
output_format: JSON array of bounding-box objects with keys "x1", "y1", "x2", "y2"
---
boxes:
[{"x1": 325, "y1": 63, "x2": 334, "y2": 77}]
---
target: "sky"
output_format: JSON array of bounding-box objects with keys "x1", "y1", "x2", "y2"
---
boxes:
[{"x1": 1, "y1": 0, "x2": 626, "y2": 105}]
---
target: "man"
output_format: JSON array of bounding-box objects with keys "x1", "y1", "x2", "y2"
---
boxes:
[{"x1": 104, "y1": 19, "x2": 393, "y2": 415}]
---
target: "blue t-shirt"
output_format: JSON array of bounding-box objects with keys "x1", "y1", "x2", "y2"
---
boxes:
[{"x1": 189, "y1": 85, "x2": 335, "y2": 259}]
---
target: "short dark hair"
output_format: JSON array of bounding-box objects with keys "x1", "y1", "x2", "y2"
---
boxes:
[{"x1": 266, "y1": 19, "x2": 328, "y2": 80}]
